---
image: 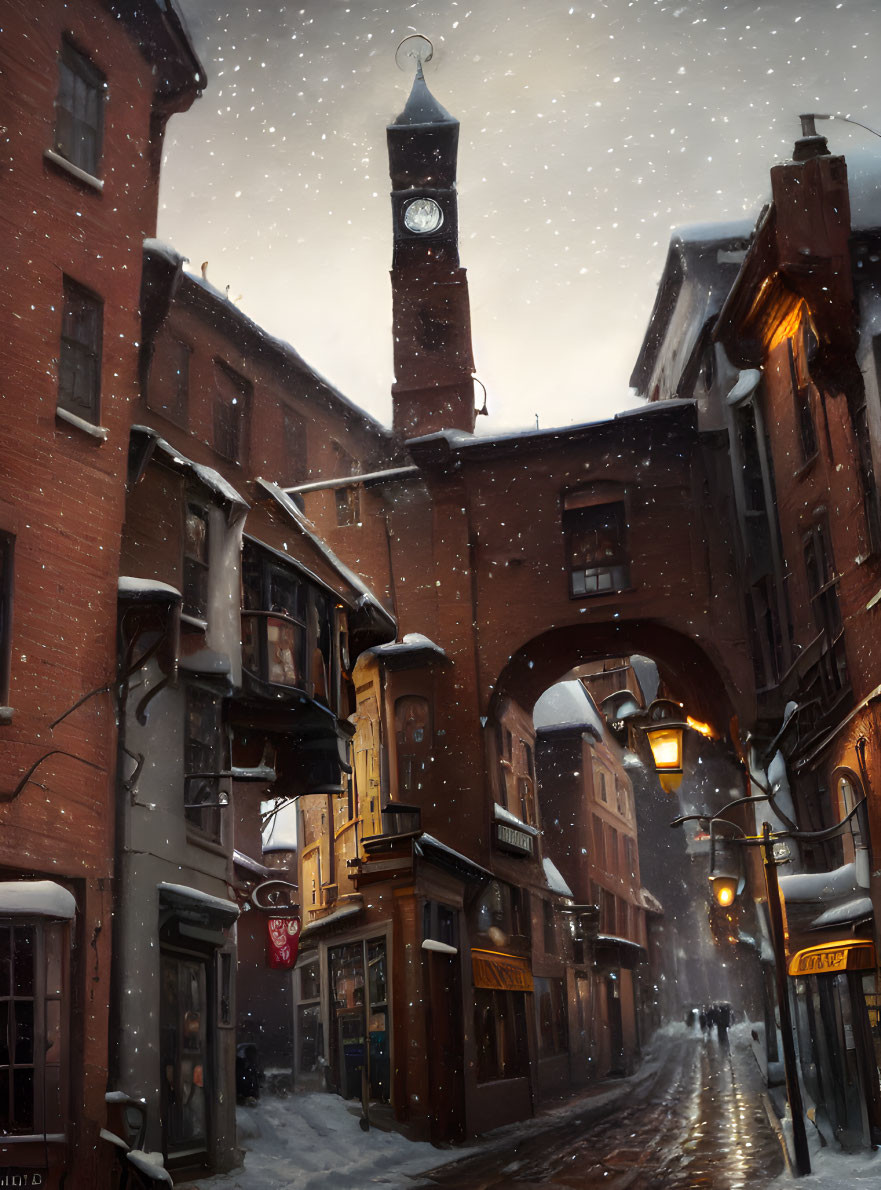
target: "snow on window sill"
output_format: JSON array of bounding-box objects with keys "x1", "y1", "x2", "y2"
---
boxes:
[
  {"x1": 0, "y1": 706, "x2": 13, "y2": 725},
  {"x1": 56, "y1": 407, "x2": 109, "y2": 442},
  {"x1": 44, "y1": 148, "x2": 104, "y2": 192}
]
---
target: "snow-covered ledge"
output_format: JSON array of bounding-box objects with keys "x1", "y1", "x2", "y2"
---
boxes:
[
  {"x1": 44, "y1": 147, "x2": 104, "y2": 192},
  {"x1": 56, "y1": 406, "x2": 109, "y2": 441},
  {"x1": 0, "y1": 880, "x2": 76, "y2": 918}
]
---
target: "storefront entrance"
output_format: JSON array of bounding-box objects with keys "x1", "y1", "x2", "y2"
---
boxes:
[
  {"x1": 327, "y1": 938, "x2": 389, "y2": 1103},
  {"x1": 790, "y1": 942, "x2": 881, "y2": 1148},
  {"x1": 160, "y1": 951, "x2": 211, "y2": 1163}
]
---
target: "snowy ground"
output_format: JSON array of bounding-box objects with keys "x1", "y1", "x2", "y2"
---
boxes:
[
  {"x1": 768, "y1": 1115, "x2": 880, "y2": 1189},
  {"x1": 176, "y1": 1092, "x2": 473, "y2": 1190},
  {"x1": 175, "y1": 1023, "x2": 881, "y2": 1190}
]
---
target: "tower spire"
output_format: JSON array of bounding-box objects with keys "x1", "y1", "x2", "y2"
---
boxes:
[{"x1": 387, "y1": 50, "x2": 477, "y2": 439}]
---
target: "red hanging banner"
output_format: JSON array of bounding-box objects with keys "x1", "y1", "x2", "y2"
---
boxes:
[{"x1": 266, "y1": 916, "x2": 301, "y2": 970}]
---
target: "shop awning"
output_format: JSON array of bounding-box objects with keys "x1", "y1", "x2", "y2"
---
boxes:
[{"x1": 787, "y1": 940, "x2": 875, "y2": 978}]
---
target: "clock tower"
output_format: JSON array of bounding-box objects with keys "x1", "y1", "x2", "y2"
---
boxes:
[{"x1": 387, "y1": 62, "x2": 477, "y2": 439}]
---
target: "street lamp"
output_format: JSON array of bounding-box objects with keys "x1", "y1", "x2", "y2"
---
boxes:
[
  {"x1": 642, "y1": 698, "x2": 688, "y2": 793},
  {"x1": 708, "y1": 825, "x2": 745, "y2": 908},
  {"x1": 670, "y1": 798, "x2": 812, "y2": 1178}
]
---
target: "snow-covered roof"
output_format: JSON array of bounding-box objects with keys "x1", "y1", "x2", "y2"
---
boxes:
[
  {"x1": 811, "y1": 895, "x2": 873, "y2": 930},
  {"x1": 157, "y1": 882, "x2": 239, "y2": 921},
  {"x1": 543, "y1": 857, "x2": 574, "y2": 898},
  {"x1": 778, "y1": 862, "x2": 861, "y2": 903},
  {"x1": 142, "y1": 240, "x2": 393, "y2": 440},
  {"x1": 131, "y1": 426, "x2": 249, "y2": 513},
  {"x1": 0, "y1": 881, "x2": 76, "y2": 919},
  {"x1": 301, "y1": 901, "x2": 363, "y2": 935},
  {"x1": 671, "y1": 219, "x2": 755, "y2": 246},
  {"x1": 493, "y1": 802, "x2": 539, "y2": 837},
  {"x1": 118, "y1": 576, "x2": 182, "y2": 602},
  {"x1": 369, "y1": 632, "x2": 447, "y2": 661},
  {"x1": 533, "y1": 680, "x2": 605, "y2": 738},
  {"x1": 415, "y1": 833, "x2": 492, "y2": 880},
  {"x1": 255, "y1": 479, "x2": 395, "y2": 633}
]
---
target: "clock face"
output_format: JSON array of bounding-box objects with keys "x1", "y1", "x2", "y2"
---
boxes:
[{"x1": 403, "y1": 197, "x2": 444, "y2": 234}]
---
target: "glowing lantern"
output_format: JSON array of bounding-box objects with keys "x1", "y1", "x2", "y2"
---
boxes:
[
  {"x1": 709, "y1": 834, "x2": 744, "y2": 907},
  {"x1": 642, "y1": 699, "x2": 688, "y2": 794}
]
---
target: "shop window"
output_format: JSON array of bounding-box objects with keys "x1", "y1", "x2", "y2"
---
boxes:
[
  {"x1": 564, "y1": 501, "x2": 629, "y2": 597},
  {"x1": 535, "y1": 977, "x2": 568, "y2": 1058},
  {"x1": 183, "y1": 503, "x2": 210, "y2": 621},
  {"x1": 54, "y1": 39, "x2": 104, "y2": 177},
  {"x1": 58, "y1": 277, "x2": 103, "y2": 424},
  {"x1": 0, "y1": 920, "x2": 68, "y2": 1138},
  {"x1": 160, "y1": 953, "x2": 209, "y2": 1155},
  {"x1": 0, "y1": 534, "x2": 12, "y2": 705},
  {"x1": 184, "y1": 686, "x2": 225, "y2": 841},
  {"x1": 328, "y1": 939, "x2": 389, "y2": 1102},
  {"x1": 213, "y1": 361, "x2": 250, "y2": 463},
  {"x1": 241, "y1": 542, "x2": 307, "y2": 689},
  {"x1": 297, "y1": 959, "x2": 322, "y2": 1074},
  {"x1": 473, "y1": 989, "x2": 528, "y2": 1083},
  {"x1": 147, "y1": 335, "x2": 190, "y2": 426}
]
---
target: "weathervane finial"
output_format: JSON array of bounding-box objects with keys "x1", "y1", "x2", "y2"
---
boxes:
[{"x1": 395, "y1": 34, "x2": 434, "y2": 75}]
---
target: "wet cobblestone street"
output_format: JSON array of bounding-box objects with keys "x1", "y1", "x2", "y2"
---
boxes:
[{"x1": 414, "y1": 1031, "x2": 785, "y2": 1189}]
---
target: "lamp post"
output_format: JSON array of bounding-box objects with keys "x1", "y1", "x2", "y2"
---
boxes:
[{"x1": 670, "y1": 800, "x2": 812, "y2": 1177}]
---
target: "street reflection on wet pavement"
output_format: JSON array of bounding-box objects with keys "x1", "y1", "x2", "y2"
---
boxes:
[{"x1": 413, "y1": 1031, "x2": 785, "y2": 1189}]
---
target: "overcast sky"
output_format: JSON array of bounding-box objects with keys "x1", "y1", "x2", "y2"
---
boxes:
[{"x1": 159, "y1": 0, "x2": 878, "y2": 433}]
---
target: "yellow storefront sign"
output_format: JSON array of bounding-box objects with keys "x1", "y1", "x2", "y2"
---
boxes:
[
  {"x1": 787, "y1": 940, "x2": 875, "y2": 978},
  {"x1": 471, "y1": 949, "x2": 534, "y2": 993}
]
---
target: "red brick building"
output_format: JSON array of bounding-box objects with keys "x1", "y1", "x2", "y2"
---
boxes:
[
  {"x1": 631, "y1": 120, "x2": 881, "y2": 1147},
  {"x1": 0, "y1": 3, "x2": 200, "y2": 1184}
]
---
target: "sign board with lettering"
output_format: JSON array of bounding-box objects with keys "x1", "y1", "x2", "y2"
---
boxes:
[
  {"x1": 787, "y1": 941, "x2": 874, "y2": 978},
  {"x1": 494, "y1": 822, "x2": 534, "y2": 857},
  {"x1": 471, "y1": 948, "x2": 533, "y2": 992}
]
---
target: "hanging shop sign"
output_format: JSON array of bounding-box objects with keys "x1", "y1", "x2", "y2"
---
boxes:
[
  {"x1": 787, "y1": 940, "x2": 875, "y2": 978},
  {"x1": 471, "y1": 948, "x2": 533, "y2": 992},
  {"x1": 267, "y1": 916, "x2": 301, "y2": 970}
]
